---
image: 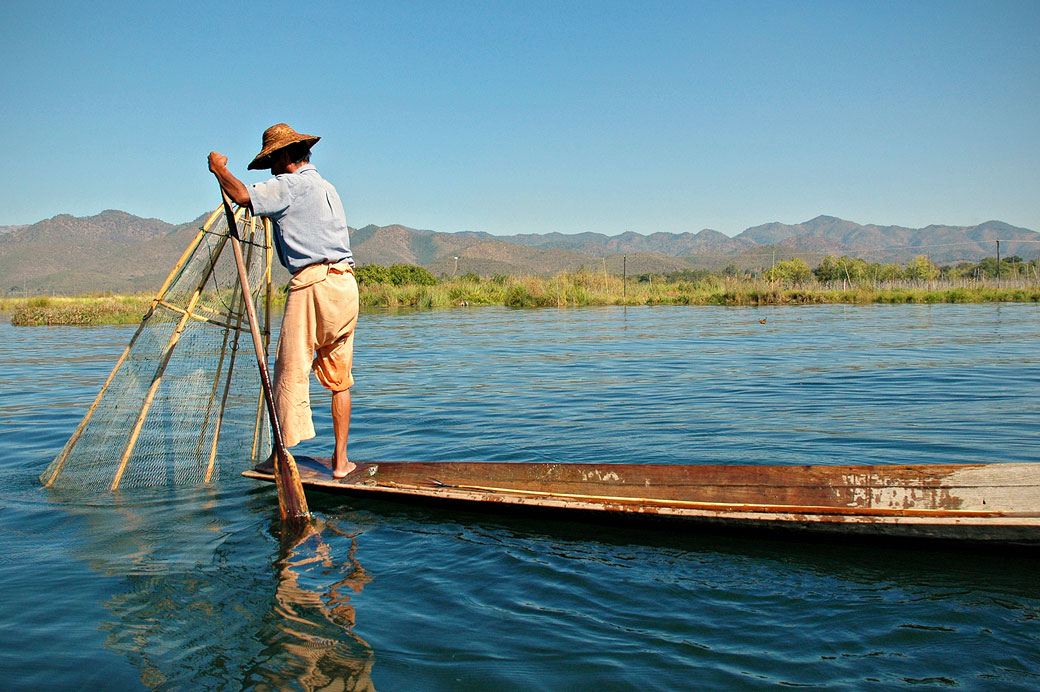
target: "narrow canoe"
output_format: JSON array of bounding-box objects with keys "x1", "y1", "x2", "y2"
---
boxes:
[{"x1": 243, "y1": 459, "x2": 1040, "y2": 545}]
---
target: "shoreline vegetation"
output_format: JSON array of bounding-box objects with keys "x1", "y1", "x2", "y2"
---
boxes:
[{"x1": 5, "y1": 270, "x2": 1040, "y2": 327}]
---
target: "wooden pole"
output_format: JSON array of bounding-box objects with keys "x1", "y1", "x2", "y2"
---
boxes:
[
  {"x1": 111, "y1": 218, "x2": 237, "y2": 490},
  {"x1": 219, "y1": 189, "x2": 309, "y2": 524},
  {"x1": 204, "y1": 295, "x2": 246, "y2": 483},
  {"x1": 996, "y1": 239, "x2": 1001, "y2": 282},
  {"x1": 203, "y1": 215, "x2": 260, "y2": 482},
  {"x1": 42, "y1": 210, "x2": 221, "y2": 488},
  {"x1": 252, "y1": 218, "x2": 275, "y2": 461},
  {"x1": 197, "y1": 269, "x2": 243, "y2": 462}
]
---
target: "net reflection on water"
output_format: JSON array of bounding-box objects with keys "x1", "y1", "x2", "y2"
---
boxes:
[{"x1": 55, "y1": 488, "x2": 377, "y2": 691}]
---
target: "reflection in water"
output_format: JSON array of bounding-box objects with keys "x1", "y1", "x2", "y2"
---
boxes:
[
  {"x1": 51, "y1": 486, "x2": 375, "y2": 691},
  {"x1": 244, "y1": 520, "x2": 375, "y2": 692},
  {"x1": 17, "y1": 304, "x2": 1040, "y2": 690}
]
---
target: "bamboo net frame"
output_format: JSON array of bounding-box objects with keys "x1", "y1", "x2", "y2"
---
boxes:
[{"x1": 41, "y1": 208, "x2": 276, "y2": 491}]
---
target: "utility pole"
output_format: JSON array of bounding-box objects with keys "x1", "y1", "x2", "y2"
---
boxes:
[{"x1": 996, "y1": 240, "x2": 1000, "y2": 282}]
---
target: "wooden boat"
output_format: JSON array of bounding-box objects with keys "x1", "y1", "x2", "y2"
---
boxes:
[{"x1": 243, "y1": 459, "x2": 1040, "y2": 546}]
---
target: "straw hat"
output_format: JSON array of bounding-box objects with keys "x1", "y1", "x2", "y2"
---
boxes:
[{"x1": 248, "y1": 123, "x2": 321, "y2": 170}]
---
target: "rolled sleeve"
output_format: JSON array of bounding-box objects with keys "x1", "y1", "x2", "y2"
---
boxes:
[{"x1": 248, "y1": 177, "x2": 293, "y2": 217}]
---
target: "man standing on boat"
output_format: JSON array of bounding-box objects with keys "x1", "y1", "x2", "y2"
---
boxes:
[{"x1": 208, "y1": 123, "x2": 359, "y2": 479}]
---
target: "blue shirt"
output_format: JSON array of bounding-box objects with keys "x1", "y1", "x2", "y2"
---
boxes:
[{"x1": 248, "y1": 164, "x2": 354, "y2": 273}]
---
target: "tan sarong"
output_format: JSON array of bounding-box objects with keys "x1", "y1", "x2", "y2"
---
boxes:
[{"x1": 273, "y1": 262, "x2": 359, "y2": 448}]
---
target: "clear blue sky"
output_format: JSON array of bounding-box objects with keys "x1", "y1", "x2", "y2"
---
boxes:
[{"x1": 2, "y1": 1, "x2": 1038, "y2": 236}]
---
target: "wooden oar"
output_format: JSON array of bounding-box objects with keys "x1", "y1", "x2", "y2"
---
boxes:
[{"x1": 218, "y1": 187, "x2": 309, "y2": 524}]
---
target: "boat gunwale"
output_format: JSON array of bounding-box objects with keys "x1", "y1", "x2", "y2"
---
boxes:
[{"x1": 242, "y1": 459, "x2": 1040, "y2": 528}]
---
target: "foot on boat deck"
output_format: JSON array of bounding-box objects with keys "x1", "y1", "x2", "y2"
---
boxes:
[
  {"x1": 332, "y1": 461, "x2": 357, "y2": 479},
  {"x1": 331, "y1": 463, "x2": 378, "y2": 483},
  {"x1": 253, "y1": 450, "x2": 295, "y2": 475}
]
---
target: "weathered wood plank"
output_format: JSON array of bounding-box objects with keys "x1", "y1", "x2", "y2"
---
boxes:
[{"x1": 243, "y1": 459, "x2": 1040, "y2": 544}]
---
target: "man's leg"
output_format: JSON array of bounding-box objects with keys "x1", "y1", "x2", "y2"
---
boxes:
[
  {"x1": 312, "y1": 265, "x2": 358, "y2": 479},
  {"x1": 331, "y1": 388, "x2": 354, "y2": 478},
  {"x1": 255, "y1": 270, "x2": 324, "y2": 473}
]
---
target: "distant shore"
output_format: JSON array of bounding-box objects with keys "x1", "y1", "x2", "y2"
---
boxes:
[
  {"x1": 357, "y1": 274, "x2": 1040, "y2": 310},
  {"x1": 4, "y1": 274, "x2": 1039, "y2": 326},
  {"x1": 4, "y1": 295, "x2": 156, "y2": 326}
]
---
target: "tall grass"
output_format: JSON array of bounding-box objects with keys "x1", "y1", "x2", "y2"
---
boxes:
[
  {"x1": 4, "y1": 295, "x2": 155, "y2": 326},
  {"x1": 358, "y1": 271, "x2": 1040, "y2": 309},
  {"x1": 4, "y1": 273, "x2": 1039, "y2": 325}
]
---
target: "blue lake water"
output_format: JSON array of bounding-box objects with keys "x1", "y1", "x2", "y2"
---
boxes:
[{"x1": 1, "y1": 304, "x2": 1039, "y2": 690}]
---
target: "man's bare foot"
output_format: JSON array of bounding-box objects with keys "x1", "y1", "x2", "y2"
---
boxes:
[
  {"x1": 332, "y1": 458, "x2": 356, "y2": 479},
  {"x1": 254, "y1": 454, "x2": 275, "y2": 474},
  {"x1": 254, "y1": 450, "x2": 294, "y2": 474}
]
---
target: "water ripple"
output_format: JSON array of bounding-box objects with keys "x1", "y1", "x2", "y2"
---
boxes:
[{"x1": 2, "y1": 305, "x2": 1039, "y2": 690}]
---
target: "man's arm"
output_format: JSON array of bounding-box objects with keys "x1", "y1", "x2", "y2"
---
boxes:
[{"x1": 208, "y1": 152, "x2": 252, "y2": 210}]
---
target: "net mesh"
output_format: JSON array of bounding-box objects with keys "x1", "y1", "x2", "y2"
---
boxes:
[{"x1": 41, "y1": 207, "x2": 275, "y2": 491}]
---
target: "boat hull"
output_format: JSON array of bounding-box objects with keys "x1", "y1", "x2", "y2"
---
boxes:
[{"x1": 243, "y1": 459, "x2": 1040, "y2": 545}]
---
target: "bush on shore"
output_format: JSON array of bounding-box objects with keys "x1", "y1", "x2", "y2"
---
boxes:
[
  {"x1": 354, "y1": 269, "x2": 1040, "y2": 309},
  {"x1": 5, "y1": 270, "x2": 1039, "y2": 325},
  {"x1": 4, "y1": 295, "x2": 154, "y2": 326}
]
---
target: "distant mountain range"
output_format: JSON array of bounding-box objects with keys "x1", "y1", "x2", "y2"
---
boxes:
[{"x1": 1, "y1": 210, "x2": 1037, "y2": 295}]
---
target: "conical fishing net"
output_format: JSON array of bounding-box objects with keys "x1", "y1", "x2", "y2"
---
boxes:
[{"x1": 41, "y1": 207, "x2": 275, "y2": 491}]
